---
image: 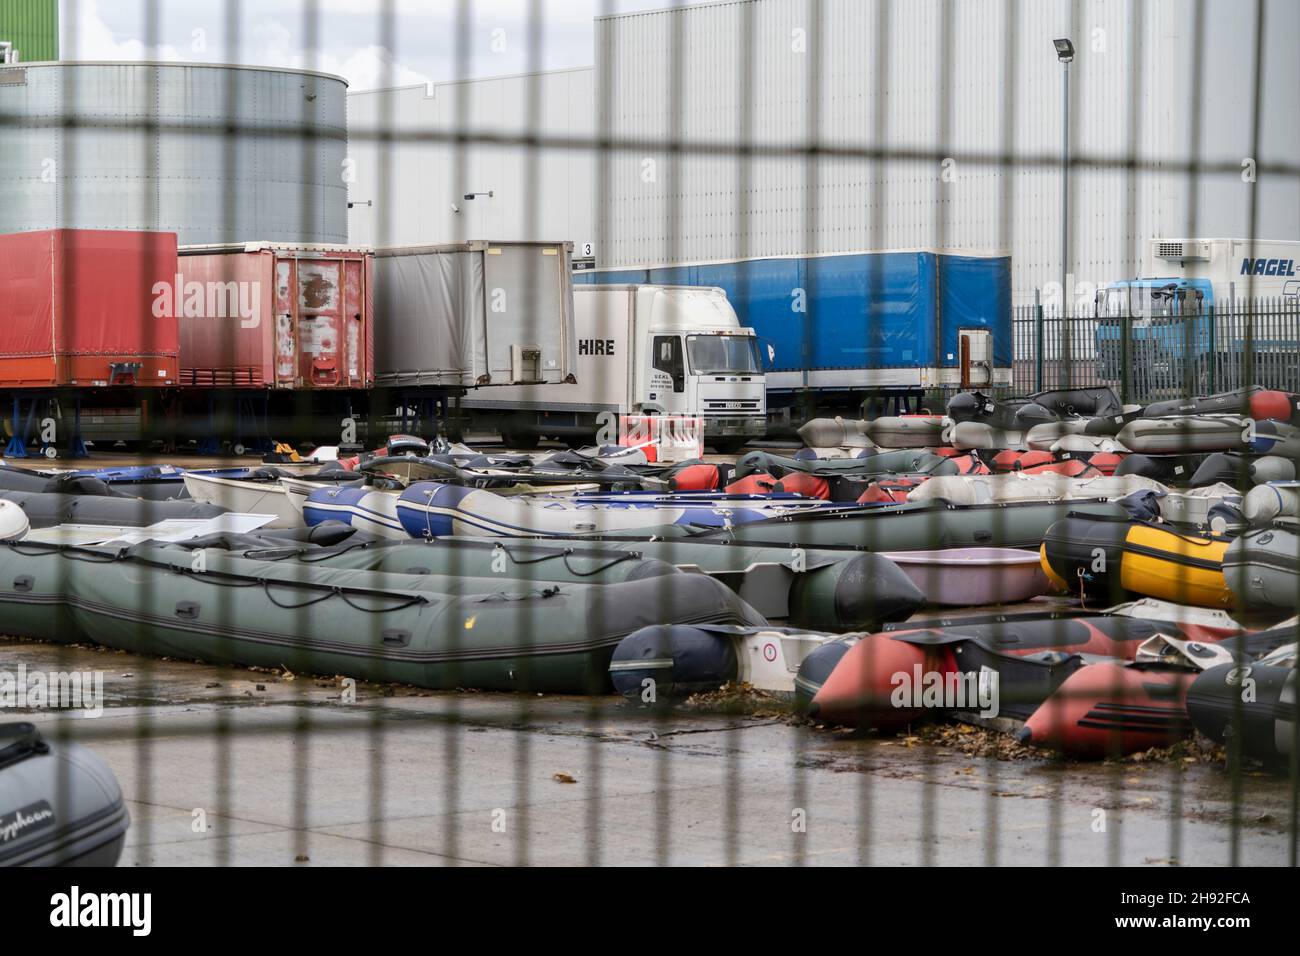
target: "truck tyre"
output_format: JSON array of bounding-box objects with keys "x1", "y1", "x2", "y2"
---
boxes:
[{"x1": 709, "y1": 438, "x2": 748, "y2": 455}]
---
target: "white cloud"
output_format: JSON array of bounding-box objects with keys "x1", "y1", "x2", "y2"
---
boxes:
[
  {"x1": 248, "y1": 18, "x2": 431, "y2": 89},
  {"x1": 61, "y1": 0, "x2": 183, "y2": 61}
]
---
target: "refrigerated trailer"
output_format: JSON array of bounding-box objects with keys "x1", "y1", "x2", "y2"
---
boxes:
[
  {"x1": 1094, "y1": 238, "x2": 1300, "y2": 393},
  {"x1": 574, "y1": 249, "x2": 1012, "y2": 421},
  {"x1": 462, "y1": 285, "x2": 765, "y2": 450}
]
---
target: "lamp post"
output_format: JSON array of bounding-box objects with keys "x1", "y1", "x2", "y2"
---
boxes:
[{"x1": 1054, "y1": 38, "x2": 1074, "y2": 318}]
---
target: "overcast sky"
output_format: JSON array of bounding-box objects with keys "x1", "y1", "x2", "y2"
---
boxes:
[{"x1": 59, "y1": 0, "x2": 703, "y2": 90}]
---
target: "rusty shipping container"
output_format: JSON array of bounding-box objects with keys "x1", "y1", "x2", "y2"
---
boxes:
[
  {"x1": 176, "y1": 243, "x2": 374, "y2": 389},
  {"x1": 0, "y1": 228, "x2": 179, "y2": 387}
]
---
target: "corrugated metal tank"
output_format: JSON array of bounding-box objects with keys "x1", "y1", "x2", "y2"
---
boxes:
[{"x1": 0, "y1": 61, "x2": 349, "y2": 245}]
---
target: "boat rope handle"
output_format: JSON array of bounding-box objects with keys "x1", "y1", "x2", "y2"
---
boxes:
[
  {"x1": 493, "y1": 542, "x2": 638, "y2": 577},
  {"x1": 475, "y1": 584, "x2": 562, "y2": 603},
  {"x1": 258, "y1": 578, "x2": 430, "y2": 612}
]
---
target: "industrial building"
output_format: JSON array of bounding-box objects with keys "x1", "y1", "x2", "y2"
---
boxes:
[
  {"x1": 346, "y1": 0, "x2": 1300, "y2": 305},
  {"x1": 0, "y1": 61, "x2": 350, "y2": 245},
  {"x1": 0, "y1": 0, "x2": 58, "y2": 63}
]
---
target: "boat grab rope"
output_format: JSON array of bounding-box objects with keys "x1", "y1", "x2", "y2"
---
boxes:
[
  {"x1": 474, "y1": 585, "x2": 562, "y2": 603},
  {"x1": 256, "y1": 578, "x2": 430, "y2": 613},
  {"x1": 491, "y1": 543, "x2": 639, "y2": 577}
]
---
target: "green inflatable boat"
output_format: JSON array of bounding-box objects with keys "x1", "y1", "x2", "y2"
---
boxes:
[
  {"x1": 165, "y1": 535, "x2": 926, "y2": 633},
  {"x1": 0, "y1": 540, "x2": 765, "y2": 693}
]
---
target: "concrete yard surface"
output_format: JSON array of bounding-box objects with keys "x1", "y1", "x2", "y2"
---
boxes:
[{"x1": 5, "y1": 639, "x2": 1293, "y2": 867}]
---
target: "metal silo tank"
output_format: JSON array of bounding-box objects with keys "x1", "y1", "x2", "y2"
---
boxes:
[{"x1": 0, "y1": 61, "x2": 349, "y2": 245}]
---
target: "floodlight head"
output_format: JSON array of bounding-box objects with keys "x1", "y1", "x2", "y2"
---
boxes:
[{"x1": 1053, "y1": 38, "x2": 1074, "y2": 62}]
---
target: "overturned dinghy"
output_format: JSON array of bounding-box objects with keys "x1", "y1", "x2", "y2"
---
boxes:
[
  {"x1": 1041, "y1": 515, "x2": 1234, "y2": 608},
  {"x1": 879, "y1": 548, "x2": 1049, "y2": 606},
  {"x1": 1117, "y1": 415, "x2": 1250, "y2": 454},
  {"x1": 0, "y1": 541, "x2": 766, "y2": 694},
  {"x1": 0, "y1": 722, "x2": 130, "y2": 866}
]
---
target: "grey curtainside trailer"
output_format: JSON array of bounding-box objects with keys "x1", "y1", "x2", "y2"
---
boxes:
[{"x1": 372, "y1": 240, "x2": 577, "y2": 389}]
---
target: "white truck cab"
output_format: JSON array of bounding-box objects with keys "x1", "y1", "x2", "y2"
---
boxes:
[{"x1": 464, "y1": 284, "x2": 766, "y2": 451}]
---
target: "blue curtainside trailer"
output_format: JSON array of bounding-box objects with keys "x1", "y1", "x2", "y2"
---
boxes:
[{"x1": 575, "y1": 249, "x2": 1011, "y2": 417}]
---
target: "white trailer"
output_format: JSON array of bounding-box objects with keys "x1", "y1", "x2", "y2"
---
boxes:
[{"x1": 463, "y1": 284, "x2": 766, "y2": 451}]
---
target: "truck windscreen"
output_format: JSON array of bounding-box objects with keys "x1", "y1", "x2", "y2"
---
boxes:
[{"x1": 686, "y1": 335, "x2": 761, "y2": 374}]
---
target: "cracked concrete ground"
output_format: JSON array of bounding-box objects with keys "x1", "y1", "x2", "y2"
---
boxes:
[{"x1": 4, "y1": 637, "x2": 1294, "y2": 866}]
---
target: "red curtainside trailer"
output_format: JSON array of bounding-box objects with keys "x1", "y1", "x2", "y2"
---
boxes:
[
  {"x1": 0, "y1": 229, "x2": 179, "y2": 388},
  {"x1": 176, "y1": 243, "x2": 374, "y2": 389}
]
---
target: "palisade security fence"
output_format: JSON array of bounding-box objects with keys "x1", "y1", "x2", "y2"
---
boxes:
[
  {"x1": 1013, "y1": 297, "x2": 1300, "y2": 404},
  {"x1": 1, "y1": 0, "x2": 1298, "y2": 873}
]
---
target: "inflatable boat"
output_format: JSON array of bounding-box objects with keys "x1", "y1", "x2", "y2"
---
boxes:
[
  {"x1": 1040, "y1": 515, "x2": 1234, "y2": 608},
  {"x1": 1117, "y1": 416, "x2": 1250, "y2": 454},
  {"x1": 905, "y1": 472, "x2": 1165, "y2": 506},
  {"x1": 0, "y1": 722, "x2": 130, "y2": 866},
  {"x1": 675, "y1": 498, "x2": 1136, "y2": 552},
  {"x1": 1222, "y1": 526, "x2": 1300, "y2": 610},
  {"x1": 608, "y1": 624, "x2": 838, "y2": 699},
  {"x1": 392, "y1": 482, "x2": 804, "y2": 539},
  {"x1": 189, "y1": 534, "x2": 925, "y2": 632},
  {"x1": 1144, "y1": 386, "x2": 1293, "y2": 421},
  {"x1": 1016, "y1": 663, "x2": 1196, "y2": 757},
  {"x1": 1186, "y1": 657, "x2": 1296, "y2": 763},
  {"x1": 0, "y1": 490, "x2": 226, "y2": 529},
  {"x1": 0, "y1": 540, "x2": 766, "y2": 694},
  {"x1": 182, "y1": 471, "x2": 303, "y2": 529},
  {"x1": 735, "y1": 449, "x2": 955, "y2": 480},
  {"x1": 1242, "y1": 481, "x2": 1300, "y2": 525}
]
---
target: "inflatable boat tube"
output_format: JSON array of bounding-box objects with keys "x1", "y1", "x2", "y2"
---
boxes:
[
  {"x1": 793, "y1": 635, "x2": 861, "y2": 711},
  {"x1": 217, "y1": 534, "x2": 924, "y2": 631},
  {"x1": 303, "y1": 487, "x2": 406, "y2": 538},
  {"x1": 1016, "y1": 663, "x2": 1196, "y2": 757},
  {"x1": 735, "y1": 449, "x2": 953, "y2": 479},
  {"x1": 1242, "y1": 482, "x2": 1300, "y2": 525},
  {"x1": 866, "y1": 415, "x2": 946, "y2": 448},
  {"x1": 0, "y1": 466, "x2": 54, "y2": 493},
  {"x1": 679, "y1": 498, "x2": 1135, "y2": 552},
  {"x1": 806, "y1": 632, "x2": 959, "y2": 729},
  {"x1": 393, "y1": 483, "x2": 805, "y2": 539},
  {"x1": 608, "y1": 624, "x2": 838, "y2": 699},
  {"x1": 1112, "y1": 453, "x2": 1205, "y2": 483},
  {"x1": 943, "y1": 420, "x2": 1024, "y2": 451},
  {"x1": 1186, "y1": 662, "x2": 1296, "y2": 762},
  {"x1": 1250, "y1": 456, "x2": 1296, "y2": 484},
  {"x1": 1030, "y1": 387, "x2": 1126, "y2": 419},
  {"x1": 1088, "y1": 452, "x2": 1126, "y2": 475},
  {"x1": 0, "y1": 541, "x2": 767, "y2": 693},
  {"x1": 906, "y1": 473, "x2": 1165, "y2": 506},
  {"x1": 0, "y1": 490, "x2": 226, "y2": 529},
  {"x1": 1143, "y1": 386, "x2": 1261, "y2": 419},
  {"x1": 0, "y1": 722, "x2": 130, "y2": 866},
  {"x1": 1117, "y1": 416, "x2": 1248, "y2": 454},
  {"x1": 1222, "y1": 526, "x2": 1300, "y2": 610},
  {"x1": 1040, "y1": 516, "x2": 1233, "y2": 608},
  {"x1": 1188, "y1": 452, "x2": 1250, "y2": 487},
  {"x1": 797, "y1": 418, "x2": 874, "y2": 449},
  {"x1": 1251, "y1": 420, "x2": 1300, "y2": 457},
  {"x1": 0, "y1": 500, "x2": 28, "y2": 542}
]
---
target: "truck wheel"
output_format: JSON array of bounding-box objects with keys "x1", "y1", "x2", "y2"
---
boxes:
[
  {"x1": 502, "y1": 430, "x2": 540, "y2": 450},
  {"x1": 709, "y1": 438, "x2": 748, "y2": 455}
]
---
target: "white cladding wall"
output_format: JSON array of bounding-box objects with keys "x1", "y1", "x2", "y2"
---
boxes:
[
  {"x1": 592, "y1": 0, "x2": 1299, "y2": 304},
  {"x1": 346, "y1": 68, "x2": 594, "y2": 249},
  {"x1": 346, "y1": 0, "x2": 1299, "y2": 307}
]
